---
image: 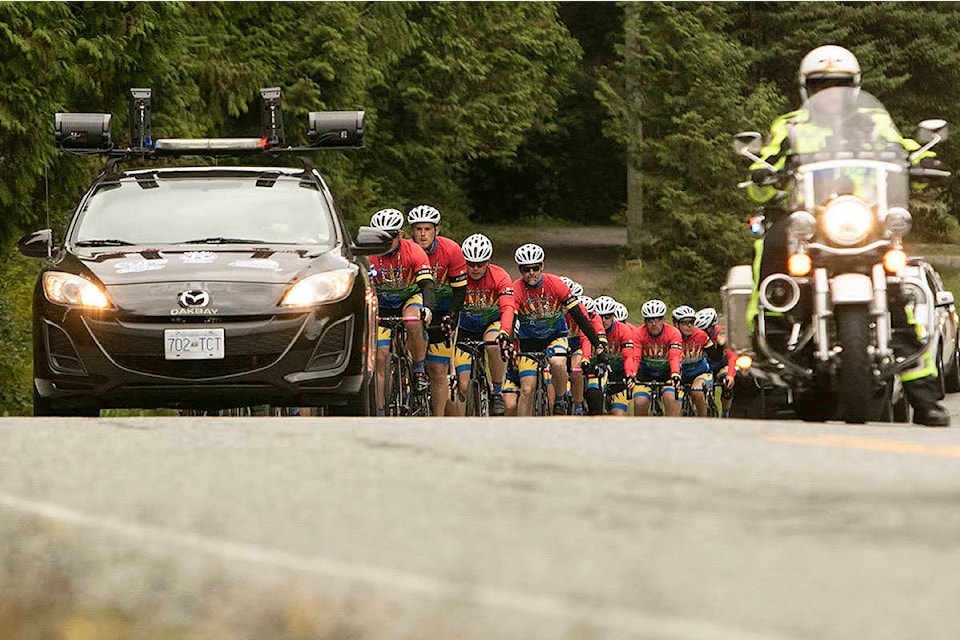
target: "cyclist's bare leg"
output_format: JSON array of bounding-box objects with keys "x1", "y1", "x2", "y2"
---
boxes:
[
  {"x1": 633, "y1": 394, "x2": 651, "y2": 416},
  {"x1": 549, "y1": 355, "x2": 568, "y2": 412},
  {"x1": 404, "y1": 308, "x2": 427, "y2": 363},
  {"x1": 662, "y1": 389, "x2": 681, "y2": 417},
  {"x1": 454, "y1": 367, "x2": 470, "y2": 417},
  {"x1": 517, "y1": 375, "x2": 537, "y2": 416},
  {"x1": 503, "y1": 390, "x2": 518, "y2": 416},
  {"x1": 569, "y1": 353, "x2": 584, "y2": 406},
  {"x1": 691, "y1": 380, "x2": 708, "y2": 417},
  {"x1": 427, "y1": 360, "x2": 452, "y2": 416},
  {"x1": 484, "y1": 327, "x2": 506, "y2": 389}
]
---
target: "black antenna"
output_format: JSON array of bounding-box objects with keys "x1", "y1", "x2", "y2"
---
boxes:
[
  {"x1": 260, "y1": 87, "x2": 285, "y2": 147},
  {"x1": 129, "y1": 88, "x2": 152, "y2": 151}
]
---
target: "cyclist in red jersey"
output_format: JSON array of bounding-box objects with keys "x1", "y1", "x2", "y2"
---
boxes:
[
  {"x1": 672, "y1": 305, "x2": 719, "y2": 417},
  {"x1": 511, "y1": 243, "x2": 603, "y2": 416},
  {"x1": 695, "y1": 307, "x2": 738, "y2": 418},
  {"x1": 453, "y1": 233, "x2": 516, "y2": 416},
  {"x1": 566, "y1": 293, "x2": 607, "y2": 415},
  {"x1": 407, "y1": 205, "x2": 468, "y2": 417},
  {"x1": 586, "y1": 296, "x2": 639, "y2": 416},
  {"x1": 368, "y1": 208, "x2": 436, "y2": 416},
  {"x1": 632, "y1": 299, "x2": 683, "y2": 417}
]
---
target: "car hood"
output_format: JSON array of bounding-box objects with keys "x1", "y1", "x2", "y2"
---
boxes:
[
  {"x1": 78, "y1": 246, "x2": 337, "y2": 286},
  {"x1": 71, "y1": 246, "x2": 353, "y2": 316}
]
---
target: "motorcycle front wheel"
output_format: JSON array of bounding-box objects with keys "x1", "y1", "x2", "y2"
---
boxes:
[{"x1": 835, "y1": 304, "x2": 874, "y2": 424}]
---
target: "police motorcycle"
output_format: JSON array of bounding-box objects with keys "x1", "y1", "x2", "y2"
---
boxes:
[{"x1": 723, "y1": 87, "x2": 949, "y2": 423}]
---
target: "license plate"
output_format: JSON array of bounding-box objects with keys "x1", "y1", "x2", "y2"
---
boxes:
[{"x1": 164, "y1": 328, "x2": 225, "y2": 360}]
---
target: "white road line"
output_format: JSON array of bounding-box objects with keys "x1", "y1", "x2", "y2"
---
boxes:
[{"x1": 0, "y1": 492, "x2": 797, "y2": 640}]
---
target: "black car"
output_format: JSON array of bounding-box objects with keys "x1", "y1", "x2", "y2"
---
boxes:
[{"x1": 19, "y1": 88, "x2": 391, "y2": 416}]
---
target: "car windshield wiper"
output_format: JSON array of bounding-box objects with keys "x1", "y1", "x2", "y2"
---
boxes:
[
  {"x1": 179, "y1": 237, "x2": 269, "y2": 245},
  {"x1": 75, "y1": 239, "x2": 136, "y2": 246}
]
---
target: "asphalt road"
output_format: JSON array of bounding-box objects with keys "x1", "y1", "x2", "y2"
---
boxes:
[{"x1": 2, "y1": 400, "x2": 960, "y2": 639}]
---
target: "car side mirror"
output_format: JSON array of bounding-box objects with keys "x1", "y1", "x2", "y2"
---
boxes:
[
  {"x1": 18, "y1": 229, "x2": 54, "y2": 259},
  {"x1": 353, "y1": 226, "x2": 394, "y2": 256},
  {"x1": 936, "y1": 290, "x2": 955, "y2": 307},
  {"x1": 919, "y1": 119, "x2": 948, "y2": 144}
]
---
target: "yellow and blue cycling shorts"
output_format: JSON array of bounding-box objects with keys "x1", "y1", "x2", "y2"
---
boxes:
[
  {"x1": 377, "y1": 293, "x2": 424, "y2": 349},
  {"x1": 517, "y1": 337, "x2": 568, "y2": 379},
  {"x1": 453, "y1": 322, "x2": 502, "y2": 376}
]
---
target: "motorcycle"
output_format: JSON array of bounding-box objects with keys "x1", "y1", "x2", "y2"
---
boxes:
[{"x1": 722, "y1": 87, "x2": 949, "y2": 423}]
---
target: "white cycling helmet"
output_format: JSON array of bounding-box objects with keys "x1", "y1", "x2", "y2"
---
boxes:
[
  {"x1": 641, "y1": 299, "x2": 667, "y2": 319},
  {"x1": 672, "y1": 305, "x2": 696, "y2": 322},
  {"x1": 594, "y1": 295, "x2": 619, "y2": 317},
  {"x1": 461, "y1": 233, "x2": 493, "y2": 262},
  {"x1": 798, "y1": 45, "x2": 861, "y2": 101},
  {"x1": 514, "y1": 243, "x2": 545, "y2": 266},
  {"x1": 614, "y1": 302, "x2": 629, "y2": 323},
  {"x1": 407, "y1": 204, "x2": 442, "y2": 225},
  {"x1": 370, "y1": 208, "x2": 405, "y2": 233},
  {"x1": 559, "y1": 276, "x2": 583, "y2": 297},
  {"x1": 695, "y1": 307, "x2": 719, "y2": 331},
  {"x1": 577, "y1": 295, "x2": 596, "y2": 314}
]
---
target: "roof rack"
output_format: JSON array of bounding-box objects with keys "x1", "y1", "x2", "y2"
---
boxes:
[{"x1": 55, "y1": 87, "x2": 364, "y2": 160}]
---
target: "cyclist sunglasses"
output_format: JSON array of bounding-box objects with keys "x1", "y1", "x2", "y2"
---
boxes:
[{"x1": 520, "y1": 264, "x2": 542, "y2": 274}]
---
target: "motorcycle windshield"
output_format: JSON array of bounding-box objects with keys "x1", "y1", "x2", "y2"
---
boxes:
[
  {"x1": 788, "y1": 88, "x2": 907, "y2": 162},
  {"x1": 787, "y1": 88, "x2": 909, "y2": 211}
]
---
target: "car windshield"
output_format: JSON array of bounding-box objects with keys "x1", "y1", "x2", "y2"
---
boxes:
[{"x1": 73, "y1": 174, "x2": 335, "y2": 246}]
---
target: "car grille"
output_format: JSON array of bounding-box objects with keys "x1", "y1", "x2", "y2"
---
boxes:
[{"x1": 87, "y1": 315, "x2": 307, "y2": 379}]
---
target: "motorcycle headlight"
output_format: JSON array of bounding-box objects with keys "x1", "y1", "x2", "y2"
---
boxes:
[
  {"x1": 43, "y1": 271, "x2": 112, "y2": 309},
  {"x1": 280, "y1": 267, "x2": 357, "y2": 307},
  {"x1": 821, "y1": 196, "x2": 874, "y2": 246}
]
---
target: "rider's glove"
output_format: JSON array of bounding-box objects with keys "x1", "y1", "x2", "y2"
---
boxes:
[
  {"x1": 421, "y1": 307, "x2": 433, "y2": 327},
  {"x1": 594, "y1": 343, "x2": 609, "y2": 365},
  {"x1": 581, "y1": 360, "x2": 595, "y2": 376},
  {"x1": 750, "y1": 167, "x2": 778, "y2": 187},
  {"x1": 440, "y1": 314, "x2": 456, "y2": 336},
  {"x1": 497, "y1": 331, "x2": 515, "y2": 361},
  {"x1": 625, "y1": 376, "x2": 636, "y2": 393},
  {"x1": 669, "y1": 373, "x2": 682, "y2": 390}
]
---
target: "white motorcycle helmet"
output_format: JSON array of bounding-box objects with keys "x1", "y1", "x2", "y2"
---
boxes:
[{"x1": 798, "y1": 45, "x2": 861, "y2": 101}]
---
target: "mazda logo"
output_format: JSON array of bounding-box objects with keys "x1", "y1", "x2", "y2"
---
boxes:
[{"x1": 178, "y1": 289, "x2": 210, "y2": 308}]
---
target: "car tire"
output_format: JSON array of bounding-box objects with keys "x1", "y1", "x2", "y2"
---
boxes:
[
  {"x1": 943, "y1": 336, "x2": 960, "y2": 393},
  {"x1": 329, "y1": 373, "x2": 376, "y2": 417}
]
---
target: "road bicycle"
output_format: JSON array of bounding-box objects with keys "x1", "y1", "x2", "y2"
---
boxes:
[
  {"x1": 453, "y1": 338, "x2": 497, "y2": 417},
  {"x1": 379, "y1": 314, "x2": 432, "y2": 417},
  {"x1": 510, "y1": 350, "x2": 552, "y2": 416},
  {"x1": 678, "y1": 379, "x2": 720, "y2": 418}
]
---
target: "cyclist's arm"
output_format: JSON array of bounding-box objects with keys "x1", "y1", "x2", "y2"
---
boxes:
[
  {"x1": 417, "y1": 276, "x2": 436, "y2": 311},
  {"x1": 725, "y1": 347, "x2": 737, "y2": 380},
  {"x1": 567, "y1": 300, "x2": 600, "y2": 347},
  {"x1": 623, "y1": 339, "x2": 639, "y2": 379}
]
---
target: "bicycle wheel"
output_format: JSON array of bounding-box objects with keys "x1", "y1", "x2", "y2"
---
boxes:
[
  {"x1": 534, "y1": 370, "x2": 550, "y2": 416},
  {"x1": 388, "y1": 354, "x2": 407, "y2": 416}
]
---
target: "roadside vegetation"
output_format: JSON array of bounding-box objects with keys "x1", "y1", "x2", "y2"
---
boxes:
[{"x1": 3, "y1": 2, "x2": 960, "y2": 414}]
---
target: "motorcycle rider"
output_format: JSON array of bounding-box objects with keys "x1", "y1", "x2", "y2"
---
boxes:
[{"x1": 745, "y1": 44, "x2": 949, "y2": 427}]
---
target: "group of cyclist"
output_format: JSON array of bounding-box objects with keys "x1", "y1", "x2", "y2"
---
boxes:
[{"x1": 367, "y1": 205, "x2": 737, "y2": 417}]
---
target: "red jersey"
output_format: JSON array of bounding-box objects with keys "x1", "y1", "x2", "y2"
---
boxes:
[
  {"x1": 512, "y1": 272, "x2": 578, "y2": 341},
  {"x1": 679, "y1": 327, "x2": 713, "y2": 378},
  {"x1": 424, "y1": 236, "x2": 468, "y2": 313},
  {"x1": 369, "y1": 239, "x2": 433, "y2": 311},
  {"x1": 634, "y1": 323, "x2": 682, "y2": 378},
  {"x1": 460, "y1": 263, "x2": 515, "y2": 334},
  {"x1": 600, "y1": 319, "x2": 638, "y2": 378},
  {"x1": 706, "y1": 324, "x2": 737, "y2": 378}
]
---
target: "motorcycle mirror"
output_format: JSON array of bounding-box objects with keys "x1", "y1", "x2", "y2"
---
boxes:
[
  {"x1": 918, "y1": 119, "x2": 948, "y2": 144},
  {"x1": 733, "y1": 132, "x2": 763, "y2": 156}
]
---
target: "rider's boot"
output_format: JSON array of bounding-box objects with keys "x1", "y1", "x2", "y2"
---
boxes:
[{"x1": 914, "y1": 404, "x2": 951, "y2": 427}]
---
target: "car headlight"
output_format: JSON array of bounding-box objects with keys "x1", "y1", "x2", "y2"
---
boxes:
[
  {"x1": 43, "y1": 271, "x2": 111, "y2": 308},
  {"x1": 280, "y1": 267, "x2": 357, "y2": 307},
  {"x1": 821, "y1": 196, "x2": 874, "y2": 246}
]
